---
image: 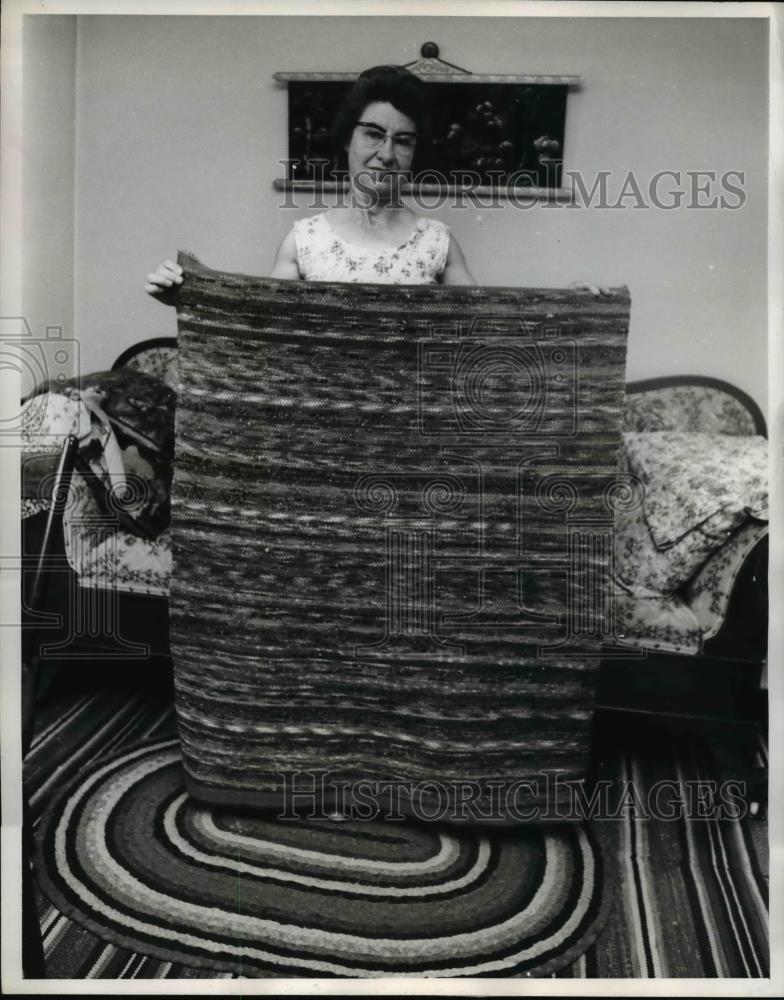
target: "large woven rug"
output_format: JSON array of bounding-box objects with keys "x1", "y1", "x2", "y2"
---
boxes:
[
  {"x1": 171, "y1": 255, "x2": 631, "y2": 819},
  {"x1": 34, "y1": 730, "x2": 610, "y2": 978}
]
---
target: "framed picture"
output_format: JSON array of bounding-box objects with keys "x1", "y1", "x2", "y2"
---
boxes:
[{"x1": 273, "y1": 43, "x2": 580, "y2": 200}]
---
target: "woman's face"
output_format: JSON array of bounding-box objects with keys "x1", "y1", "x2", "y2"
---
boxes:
[{"x1": 344, "y1": 101, "x2": 418, "y2": 194}]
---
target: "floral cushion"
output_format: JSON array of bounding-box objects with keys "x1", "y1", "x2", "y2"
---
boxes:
[
  {"x1": 122, "y1": 345, "x2": 178, "y2": 390},
  {"x1": 78, "y1": 528, "x2": 172, "y2": 596},
  {"x1": 623, "y1": 385, "x2": 758, "y2": 436},
  {"x1": 611, "y1": 582, "x2": 703, "y2": 655},
  {"x1": 19, "y1": 391, "x2": 89, "y2": 453},
  {"x1": 685, "y1": 518, "x2": 769, "y2": 644},
  {"x1": 63, "y1": 470, "x2": 171, "y2": 596},
  {"x1": 614, "y1": 432, "x2": 768, "y2": 597}
]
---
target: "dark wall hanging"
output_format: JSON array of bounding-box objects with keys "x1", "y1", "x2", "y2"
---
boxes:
[{"x1": 273, "y1": 43, "x2": 581, "y2": 201}]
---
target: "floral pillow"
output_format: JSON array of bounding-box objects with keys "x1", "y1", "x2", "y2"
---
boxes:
[{"x1": 614, "y1": 432, "x2": 768, "y2": 597}]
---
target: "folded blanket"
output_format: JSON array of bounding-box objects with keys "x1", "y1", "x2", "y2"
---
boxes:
[
  {"x1": 170, "y1": 254, "x2": 631, "y2": 822},
  {"x1": 612, "y1": 431, "x2": 768, "y2": 599},
  {"x1": 624, "y1": 431, "x2": 768, "y2": 548}
]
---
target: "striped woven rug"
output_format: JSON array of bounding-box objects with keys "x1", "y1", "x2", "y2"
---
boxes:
[
  {"x1": 31, "y1": 687, "x2": 610, "y2": 978},
  {"x1": 171, "y1": 255, "x2": 632, "y2": 818},
  {"x1": 25, "y1": 686, "x2": 768, "y2": 978}
]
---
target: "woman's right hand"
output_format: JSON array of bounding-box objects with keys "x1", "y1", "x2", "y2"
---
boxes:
[{"x1": 144, "y1": 259, "x2": 183, "y2": 302}]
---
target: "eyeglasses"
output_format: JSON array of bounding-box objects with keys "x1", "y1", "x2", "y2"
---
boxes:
[{"x1": 354, "y1": 120, "x2": 417, "y2": 155}]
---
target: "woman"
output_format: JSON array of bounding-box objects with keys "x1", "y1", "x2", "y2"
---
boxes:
[
  {"x1": 146, "y1": 65, "x2": 473, "y2": 295},
  {"x1": 269, "y1": 66, "x2": 475, "y2": 286},
  {"x1": 145, "y1": 65, "x2": 605, "y2": 295}
]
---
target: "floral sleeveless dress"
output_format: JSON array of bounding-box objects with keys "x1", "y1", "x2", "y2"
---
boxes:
[{"x1": 292, "y1": 213, "x2": 450, "y2": 284}]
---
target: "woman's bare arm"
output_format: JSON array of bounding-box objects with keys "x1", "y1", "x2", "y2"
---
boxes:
[
  {"x1": 270, "y1": 229, "x2": 302, "y2": 280},
  {"x1": 440, "y1": 234, "x2": 475, "y2": 286}
]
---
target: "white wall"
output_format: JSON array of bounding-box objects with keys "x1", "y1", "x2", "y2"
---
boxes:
[
  {"x1": 24, "y1": 14, "x2": 769, "y2": 416},
  {"x1": 22, "y1": 14, "x2": 77, "y2": 390}
]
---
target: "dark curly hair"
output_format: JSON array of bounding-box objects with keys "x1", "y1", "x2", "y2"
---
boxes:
[{"x1": 330, "y1": 65, "x2": 431, "y2": 168}]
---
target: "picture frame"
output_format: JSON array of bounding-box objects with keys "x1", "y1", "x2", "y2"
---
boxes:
[{"x1": 273, "y1": 43, "x2": 581, "y2": 201}]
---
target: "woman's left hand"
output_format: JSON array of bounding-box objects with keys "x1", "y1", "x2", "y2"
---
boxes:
[{"x1": 569, "y1": 280, "x2": 614, "y2": 297}]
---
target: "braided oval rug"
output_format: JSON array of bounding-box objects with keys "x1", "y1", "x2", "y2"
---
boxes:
[
  {"x1": 34, "y1": 733, "x2": 611, "y2": 978},
  {"x1": 170, "y1": 255, "x2": 631, "y2": 819}
]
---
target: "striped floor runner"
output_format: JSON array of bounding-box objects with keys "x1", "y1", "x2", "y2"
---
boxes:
[
  {"x1": 559, "y1": 727, "x2": 769, "y2": 978},
  {"x1": 24, "y1": 684, "x2": 767, "y2": 979}
]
